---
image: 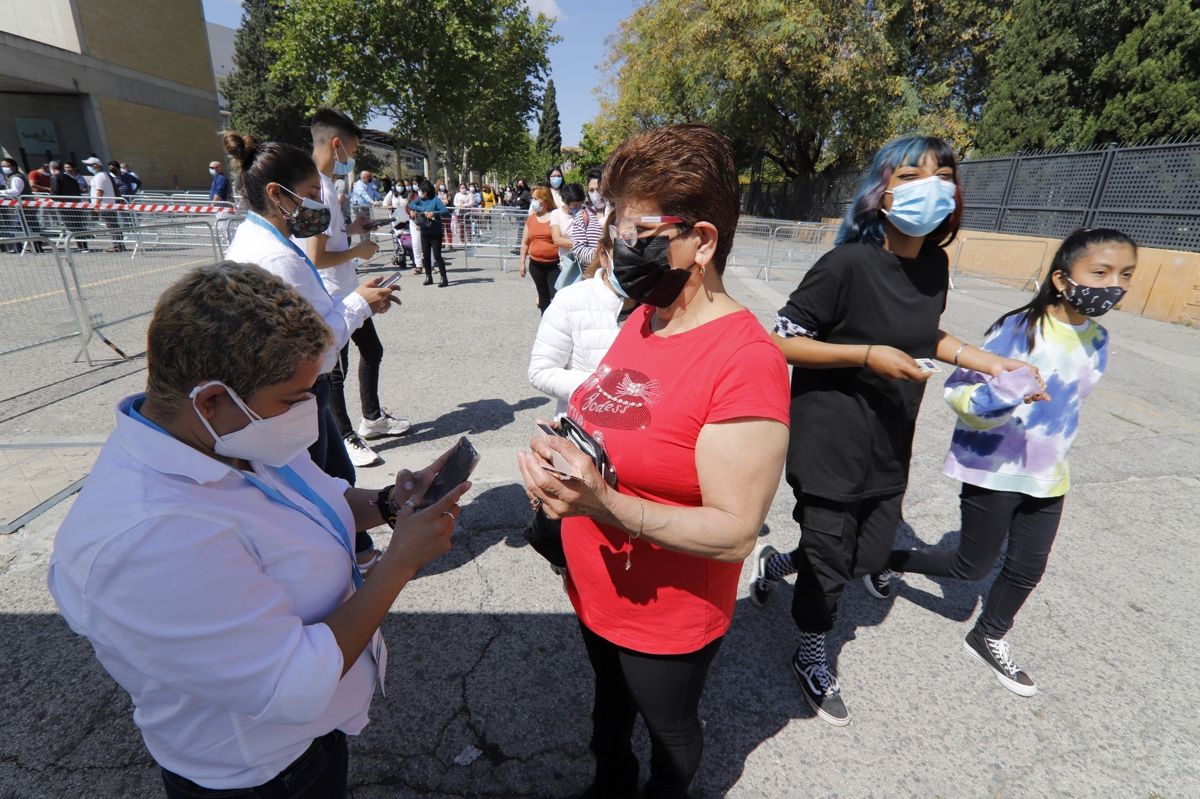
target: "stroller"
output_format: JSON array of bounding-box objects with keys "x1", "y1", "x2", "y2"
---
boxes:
[{"x1": 389, "y1": 218, "x2": 414, "y2": 269}]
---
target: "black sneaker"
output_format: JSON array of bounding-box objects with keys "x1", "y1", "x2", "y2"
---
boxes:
[
  {"x1": 863, "y1": 569, "x2": 900, "y2": 600},
  {"x1": 792, "y1": 650, "x2": 850, "y2": 726},
  {"x1": 963, "y1": 628, "x2": 1038, "y2": 697},
  {"x1": 748, "y1": 543, "x2": 778, "y2": 606}
]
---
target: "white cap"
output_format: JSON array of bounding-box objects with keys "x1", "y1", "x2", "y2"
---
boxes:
[{"x1": 81, "y1": 157, "x2": 103, "y2": 166}]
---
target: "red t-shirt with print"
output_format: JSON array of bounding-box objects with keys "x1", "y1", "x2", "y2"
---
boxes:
[{"x1": 562, "y1": 305, "x2": 790, "y2": 655}]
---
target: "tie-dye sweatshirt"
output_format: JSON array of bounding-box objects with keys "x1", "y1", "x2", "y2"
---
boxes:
[{"x1": 943, "y1": 311, "x2": 1108, "y2": 498}]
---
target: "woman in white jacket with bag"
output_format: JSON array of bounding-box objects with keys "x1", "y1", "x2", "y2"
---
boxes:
[{"x1": 528, "y1": 236, "x2": 628, "y2": 416}]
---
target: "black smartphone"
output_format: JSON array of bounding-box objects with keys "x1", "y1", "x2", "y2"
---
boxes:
[
  {"x1": 379, "y1": 270, "x2": 403, "y2": 288},
  {"x1": 417, "y1": 437, "x2": 479, "y2": 509},
  {"x1": 362, "y1": 218, "x2": 391, "y2": 230}
]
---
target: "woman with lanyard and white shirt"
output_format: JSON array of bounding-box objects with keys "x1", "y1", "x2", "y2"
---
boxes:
[
  {"x1": 221, "y1": 132, "x2": 397, "y2": 564},
  {"x1": 49, "y1": 261, "x2": 471, "y2": 798}
]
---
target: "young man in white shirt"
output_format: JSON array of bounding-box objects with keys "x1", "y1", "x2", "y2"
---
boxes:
[
  {"x1": 304, "y1": 109, "x2": 411, "y2": 468},
  {"x1": 82, "y1": 156, "x2": 125, "y2": 252}
]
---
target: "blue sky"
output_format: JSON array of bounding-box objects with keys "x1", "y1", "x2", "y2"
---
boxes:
[{"x1": 200, "y1": 0, "x2": 639, "y2": 147}]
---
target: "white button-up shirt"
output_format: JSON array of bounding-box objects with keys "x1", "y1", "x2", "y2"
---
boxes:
[
  {"x1": 48, "y1": 396, "x2": 380, "y2": 789},
  {"x1": 225, "y1": 213, "x2": 371, "y2": 373},
  {"x1": 310, "y1": 172, "x2": 359, "y2": 301}
]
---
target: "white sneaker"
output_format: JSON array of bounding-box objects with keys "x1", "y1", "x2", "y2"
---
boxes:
[
  {"x1": 357, "y1": 410, "x2": 412, "y2": 440},
  {"x1": 344, "y1": 434, "x2": 383, "y2": 467}
]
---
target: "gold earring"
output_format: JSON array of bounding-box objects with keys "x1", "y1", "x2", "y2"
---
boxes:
[{"x1": 700, "y1": 264, "x2": 706, "y2": 276}]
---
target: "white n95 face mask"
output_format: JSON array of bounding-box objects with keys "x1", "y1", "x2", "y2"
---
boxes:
[{"x1": 190, "y1": 381, "x2": 318, "y2": 467}]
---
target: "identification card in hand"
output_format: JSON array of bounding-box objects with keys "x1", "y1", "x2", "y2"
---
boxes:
[
  {"x1": 370, "y1": 629, "x2": 387, "y2": 695},
  {"x1": 534, "y1": 422, "x2": 581, "y2": 480},
  {"x1": 914, "y1": 357, "x2": 941, "y2": 373}
]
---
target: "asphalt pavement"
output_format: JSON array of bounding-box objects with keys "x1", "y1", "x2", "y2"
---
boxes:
[{"x1": 0, "y1": 244, "x2": 1197, "y2": 798}]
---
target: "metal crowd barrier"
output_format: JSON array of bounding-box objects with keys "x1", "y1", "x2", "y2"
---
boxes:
[
  {"x1": 949, "y1": 236, "x2": 1049, "y2": 292},
  {"x1": 454, "y1": 207, "x2": 528, "y2": 272},
  {"x1": 63, "y1": 220, "x2": 223, "y2": 363},
  {"x1": 0, "y1": 236, "x2": 89, "y2": 359}
]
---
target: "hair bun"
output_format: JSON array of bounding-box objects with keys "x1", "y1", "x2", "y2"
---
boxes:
[{"x1": 222, "y1": 132, "x2": 259, "y2": 167}]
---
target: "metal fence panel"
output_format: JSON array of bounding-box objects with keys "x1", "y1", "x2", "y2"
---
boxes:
[
  {"x1": 65, "y1": 220, "x2": 222, "y2": 362},
  {"x1": 0, "y1": 237, "x2": 86, "y2": 357}
]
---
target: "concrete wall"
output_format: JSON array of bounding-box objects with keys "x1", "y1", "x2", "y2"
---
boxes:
[
  {"x1": 98, "y1": 97, "x2": 220, "y2": 189},
  {"x1": 76, "y1": 0, "x2": 216, "y2": 94},
  {"x1": 949, "y1": 231, "x2": 1200, "y2": 327},
  {"x1": 0, "y1": 0, "x2": 81, "y2": 52}
]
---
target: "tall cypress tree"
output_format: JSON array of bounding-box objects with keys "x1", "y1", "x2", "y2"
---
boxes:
[
  {"x1": 221, "y1": 0, "x2": 310, "y2": 146},
  {"x1": 535, "y1": 79, "x2": 562, "y2": 158}
]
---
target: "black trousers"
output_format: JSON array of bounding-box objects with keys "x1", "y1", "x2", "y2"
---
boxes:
[
  {"x1": 161, "y1": 730, "x2": 347, "y2": 798},
  {"x1": 579, "y1": 622, "x2": 722, "y2": 799},
  {"x1": 789, "y1": 492, "x2": 904, "y2": 634},
  {"x1": 528, "y1": 258, "x2": 560, "y2": 313},
  {"x1": 310, "y1": 377, "x2": 372, "y2": 554},
  {"x1": 421, "y1": 230, "x2": 446, "y2": 283},
  {"x1": 328, "y1": 318, "x2": 384, "y2": 437},
  {"x1": 889, "y1": 483, "x2": 1064, "y2": 639}
]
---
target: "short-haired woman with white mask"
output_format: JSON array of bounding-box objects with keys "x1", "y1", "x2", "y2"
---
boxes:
[{"x1": 49, "y1": 262, "x2": 472, "y2": 799}]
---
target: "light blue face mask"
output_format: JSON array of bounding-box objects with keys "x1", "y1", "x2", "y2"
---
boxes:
[
  {"x1": 606, "y1": 265, "x2": 631, "y2": 299},
  {"x1": 332, "y1": 141, "x2": 353, "y2": 176},
  {"x1": 883, "y1": 175, "x2": 957, "y2": 237},
  {"x1": 549, "y1": 176, "x2": 563, "y2": 188}
]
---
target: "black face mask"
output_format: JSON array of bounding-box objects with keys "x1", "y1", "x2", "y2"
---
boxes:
[
  {"x1": 609, "y1": 235, "x2": 695, "y2": 308},
  {"x1": 1063, "y1": 276, "x2": 1125, "y2": 317}
]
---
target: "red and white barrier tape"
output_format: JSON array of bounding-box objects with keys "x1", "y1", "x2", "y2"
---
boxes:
[{"x1": 0, "y1": 198, "x2": 234, "y2": 214}]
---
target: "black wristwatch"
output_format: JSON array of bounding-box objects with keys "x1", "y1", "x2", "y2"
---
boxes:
[{"x1": 376, "y1": 485, "x2": 398, "y2": 528}]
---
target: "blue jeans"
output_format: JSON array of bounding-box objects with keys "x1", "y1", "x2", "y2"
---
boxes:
[{"x1": 160, "y1": 730, "x2": 347, "y2": 798}]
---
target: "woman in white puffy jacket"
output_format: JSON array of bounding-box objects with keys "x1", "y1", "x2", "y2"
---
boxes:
[{"x1": 528, "y1": 250, "x2": 629, "y2": 416}]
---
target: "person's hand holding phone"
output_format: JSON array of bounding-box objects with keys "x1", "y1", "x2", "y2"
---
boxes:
[
  {"x1": 356, "y1": 277, "x2": 398, "y2": 314},
  {"x1": 353, "y1": 240, "x2": 380, "y2": 261},
  {"x1": 380, "y1": 484, "x2": 469, "y2": 580}
]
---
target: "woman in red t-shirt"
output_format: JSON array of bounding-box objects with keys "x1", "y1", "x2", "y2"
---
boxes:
[
  {"x1": 517, "y1": 124, "x2": 790, "y2": 799},
  {"x1": 519, "y1": 186, "x2": 561, "y2": 313}
]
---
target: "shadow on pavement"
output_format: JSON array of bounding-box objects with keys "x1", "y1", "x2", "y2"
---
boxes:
[
  {"x1": 373, "y1": 396, "x2": 550, "y2": 450},
  {"x1": 2, "y1": 599, "x2": 815, "y2": 799}
]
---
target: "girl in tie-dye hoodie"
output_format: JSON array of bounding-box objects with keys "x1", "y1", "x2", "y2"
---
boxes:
[{"x1": 868, "y1": 228, "x2": 1138, "y2": 698}]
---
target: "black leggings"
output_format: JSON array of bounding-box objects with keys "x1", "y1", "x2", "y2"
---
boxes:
[
  {"x1": 528, "y1": 258, "x2": 560, "y2": 313},
  {"x1": 889, "y1": 483, "x2": 1063, "y2": 639},
  {"x1": 421, "y1": 231, "x2": 446, "y2": 283},
  {"x1": 788, "y1": 492, "x2": 904, "y2": 634},
  {"x1": 329, "y1": 318, "x2": 384, "y2": 437},
  {"x1": 579, "y1": 622, "x2": 722, "y2": 799}
]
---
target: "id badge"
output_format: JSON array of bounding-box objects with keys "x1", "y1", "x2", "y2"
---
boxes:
[{"x1": 369, "y1": 629, "x2": 388, "y2": 695}]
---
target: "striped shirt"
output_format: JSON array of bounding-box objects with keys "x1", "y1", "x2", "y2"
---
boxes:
[{"x1": 568, "y1": 205, "x2": 607, "y2": 267}]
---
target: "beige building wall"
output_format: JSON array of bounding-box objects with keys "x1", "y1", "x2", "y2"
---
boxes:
[
  {"x1": 76, "y1": 0, "x2": 216, "y2": 94},
  {"x1": 99, "y1": 98, "x2": 219, "y2": 189},
  {"x1": 0, "y1": 0, "x2": 81, "y2": 52}
]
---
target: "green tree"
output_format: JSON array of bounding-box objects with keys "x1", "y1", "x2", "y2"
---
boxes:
[
  {"x1": 882, "y1": 0, "x2": 1013, "y2": 151},
  {"x1": 270, "y1": 0, "x2": 556, "y2": 180},
  {"x1": 593, "y1": 0, "x2": 900, "y2": 182},
  {"x1": 221, "y1": 0, "x2": 310, "y2": 146},
  {"x1": 1084, "y1": 0, "x2": 1200, "y2": 143},
  {"x1": 536, "y1": 79, "x2": 562, "y2": 158}
]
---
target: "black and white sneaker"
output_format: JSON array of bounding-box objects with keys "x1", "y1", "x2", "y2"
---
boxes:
[
  {"x1": 792, "y1": 650, "x2": 850, "y2": 727},
  {"x1": 963, "y1": 628, "x2": 1038, "y2": 697},
  {"x1": 863, "y1": 569, "x2": 900, "y2": 599},
  {"x1": 748, "y1": 543, "x2": 778, "y2": 606}
]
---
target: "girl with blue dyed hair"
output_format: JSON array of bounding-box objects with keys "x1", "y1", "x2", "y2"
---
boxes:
[
  {"x1": 747, "y1": 134, "x2": 1035, "y2": 726},
  {"x1": 866, "y1": 228, "x2": 1137, "y2": 697}
]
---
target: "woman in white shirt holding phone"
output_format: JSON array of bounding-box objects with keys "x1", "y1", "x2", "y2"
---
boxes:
[{"x1": 49, "y1": 261, "x2": 471, "y2": 798}]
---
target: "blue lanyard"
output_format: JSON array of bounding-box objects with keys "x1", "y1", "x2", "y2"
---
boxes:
[
  {"x1": 240, "y1": 466, "x2": 363, "y2": 589},
  {"x1": 127, "y1": 396, "x2": 362, "y2": 589},
  {"x1": 246, "y1": 212, "x2": 332, "y2": 300}
]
